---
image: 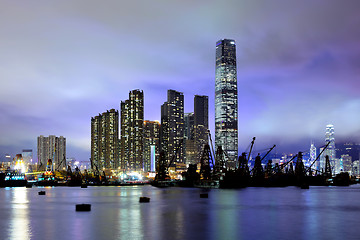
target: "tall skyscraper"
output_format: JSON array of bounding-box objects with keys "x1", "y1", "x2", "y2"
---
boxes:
[
  {"x1": 215, "y1": 39, "x2": 238, "y2": 168},
  {"x1": 37, "y1": 135, "x2": 66, "y2": 170},
  {"x1": 143, "y1": 120, "x2": 160, "y2": 172},
  {"x1": 194, "y1": 95, "x2": 209, "y2": 163},
  {"x1": 320, "y1": 124, "x2": 336, "y2": 172},
  {"x1": 120, "y1": 89, "x2": 144, "y2": 172},
  {"x1": 325, "y1": 124, "x2": 336, "y2": 170},
  {"x1": 184, "y1": 112, "x2": 196, "y2": 165},
  {"x1": 184, "y1": 113, "x2": 194, "y2": 141},
  {"x1": 310, "y1": 142, "x2": 317, "y2": 170},
  {"x1": 160, "y1": 89, "x2": 185, "y2": 166},
  {"x1": 91, "y1": 109, "x2": 119, "y2": 170}
]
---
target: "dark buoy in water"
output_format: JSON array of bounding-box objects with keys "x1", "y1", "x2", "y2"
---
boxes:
[
  {"x1": 38, "y1": 191, "x2": 46, "y2": 195},
  {"x1": 76, "y1": 204, "x2": 91, "y2": 211},
  {"x1": 200, "y1": 193, "x2": 208, "y2": 198},
  {"x1": 81, "y1": 184, "x2": 87, "y2": 188},
  {"x1": 139, "y1": 197, "x2": 150, "y2": 203}
]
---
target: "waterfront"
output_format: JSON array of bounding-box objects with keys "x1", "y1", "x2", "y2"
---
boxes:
[{"x1": 1, "y1": 185, "x2": 360, "y2": 240}]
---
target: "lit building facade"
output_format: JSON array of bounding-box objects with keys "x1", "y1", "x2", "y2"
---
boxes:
[
  {"x1": 143, "y1": 120, "x2": 160, "y2": 172},
  {"x1": 309, "y1": 142, "x2": 317, "y2": 170},
  {"x1": 161, "y1": 89, "x2": 185, "y2": 166},
  {"x1": 184, "y1": 112, "x2": 196, "y2": 165},
  {"x1": 91, "y1": 109, "x2": 119, "y2": 170},
  {"x1": 37, "y1": 135, "x2": 66, "y2": 170},
  {"x1": 120, "y1": 89, "x2": 144, "y2": 172},
  {"x1": 341, "y1": 154, "x2": 352, "y2": 174},
  {"x1": 194, "y1": 95, "x2": 209, "y2": 164},
  {"x1": 215, "y1": 39, "x2": 238, "y2": 168},
  {"x1": 325, "y1": 124, "x2": 336, "y2": 171}
]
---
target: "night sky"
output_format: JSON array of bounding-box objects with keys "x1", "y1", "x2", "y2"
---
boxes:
[{"x1": 1, "y1": 0, "x2": 359, "y2": 161}]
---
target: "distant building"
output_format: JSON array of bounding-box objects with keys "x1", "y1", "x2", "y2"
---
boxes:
[
  {"x1": 91, "y1": 109, "x2": 119, "y2": 170},
  {"x1": 341, "y1": 154, "x2": 352, "y2": 174},
  {"x1": 161, "y1": 90, "x2": 185, "y2": 166},
  {"x1": 215, "y1": 39, "x2": 238, "y2": 168},
  {"x1": 325, "y1": 124, "x2": 336, "y2": 166},
  {"x1": 22, "y1": 149, "x2": 33, "y2": 165},
  {"x1": 320, "y1": 124, "x2": 336, "y2": 172},
  {"x1": 37, "y1": 135, "x2": 66, "y2": 171},
  {"x1": 309, "y1": 142, "x2": 317, "y2": 170},
  {"x1": 352, "y1": 160, "x2": 359, "y2": 176},
  {"x1": 120, "y1": 89, "x2": 144, "y2": 172},
  {"x1": 143, "y1": 120, "x2": 160, "y2": 172}
]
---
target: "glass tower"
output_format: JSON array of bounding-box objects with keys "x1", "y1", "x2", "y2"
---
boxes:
[{"x1": 215, "y1": 39, "x2": 238, "y2": 168}]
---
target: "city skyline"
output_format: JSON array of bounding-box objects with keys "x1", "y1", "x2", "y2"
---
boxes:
[{"x1": 1, "y1": 1, "x2": 360, "y2": 161}]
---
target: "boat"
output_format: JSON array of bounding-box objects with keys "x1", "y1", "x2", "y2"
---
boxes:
[{"x1": 0, "y1": 171, "x2": 27, "y2": 187}]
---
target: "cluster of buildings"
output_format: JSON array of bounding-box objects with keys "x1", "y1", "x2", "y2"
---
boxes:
[
  {"x1": 90, "y1": 39, "x2": 238, "y2": 174},
  {"x1": 308, "y1": 124, "x2": 360, "y2": 176},
  {"x1": 90, "y1": 90, "x2": 209, "y2": 174},
  {"x1": 4, "y1": 39, "x2": 358, "y2": 178}
]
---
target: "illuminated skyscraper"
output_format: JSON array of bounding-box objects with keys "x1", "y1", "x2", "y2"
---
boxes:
[
  {"x1": 310, "y1": 142, "x2": 317, "y2": 170},
  {"x1": 91, "y1": 109, "x2": 119, "y2": 170},
  {"x1": 143, "y1": 120, "x2": 160, "y2": 172},
  {"x1": 325, "y1": 124, "x2": 336, "y2": 169},
  {"x1": 161, "y1": 90, "x2": 184, "y2": 166},
  {"x1": 215, "y1": 39, "x2": 238, "y2": 168},
  {"x1": 120, "y1": 89, "x2": 144, "y2": 172},
  {"x1": 184, "y1": 112, "x2": 196, "y2": 165},
  {"x1": 37, "y1": 135, "x2": 66, "y2": 170},
  {"x1": 194, "y1": 95, "x2": 209, "y2": 163},
  {"x1": 320, "y1": 124, "x2": 336, "y2": 172}
]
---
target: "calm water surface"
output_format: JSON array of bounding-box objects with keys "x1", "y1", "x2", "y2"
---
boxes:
[{"x1": 1, "y1": 185, "x2": 359, "y2": 240}]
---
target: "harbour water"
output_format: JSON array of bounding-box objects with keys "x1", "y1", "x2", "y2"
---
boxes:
[{"x1": 1, "y1": 185, "x2": 360, "y2": 240}]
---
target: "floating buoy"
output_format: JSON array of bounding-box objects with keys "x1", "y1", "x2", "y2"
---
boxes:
[
  {"x1": 200, "y1": 193, "x2": 208, "y2": 198},
  {"x1": 139, "y1": 197, "x2": 150, "y2": 203},
  {"x1": 76, "y1": 204, "x2": 91, "y2": 211},
  {"x1": 81, "y1": 184, "x2": 87, "y2": 188},
  {"x1": 38, "y1": 191, "x2": 46, "y2": 195}
]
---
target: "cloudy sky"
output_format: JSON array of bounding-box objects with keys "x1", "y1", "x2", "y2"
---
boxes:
[{"x1": 0, "y1": 0, "x2": 359, "y2": 161}]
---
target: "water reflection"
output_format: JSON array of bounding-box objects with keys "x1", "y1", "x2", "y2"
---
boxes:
[
  {"x1": 2, "y1": 186, "x2": 360, "y2": 240},
  {"x1": 10, "y1": 188, "x2": 30, "y2": 240}
]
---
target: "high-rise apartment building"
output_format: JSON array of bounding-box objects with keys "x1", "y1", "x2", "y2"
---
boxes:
[
  {"x1": 194, "y1": 95, "x2": 209, "y2": 163},
  {"x1": 143, "y1": 120, "x2": 160, "y2": 172},
  {"x1": 161, "y1": 89, "x2": 185, "y2": 166},
  {"x1": 215, "y1": 39, "x2": 238, "y2": 168},
  {"x1": 184, "y1": 113, "x2": 194, "y2": 141},
  {"x1": 120, "y1": 89, "x2": 144, "y2": 172},
  {"x1": 184, "y1": 113, "x2": 196, "y2": 165},
  {"x1": 91, "y1": 109, "x2": 119, "y2": 170},
  {"x1": 37, "y1": 135, "x2": 66, "y2": 170}
]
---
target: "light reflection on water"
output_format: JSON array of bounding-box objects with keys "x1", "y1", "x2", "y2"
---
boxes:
[
  {"x1": 9, "y1": 188, "x2": 30, "y2": 240},
  {"x1": 1, "y1": 185, "x2": 360, "y2": 240}
]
